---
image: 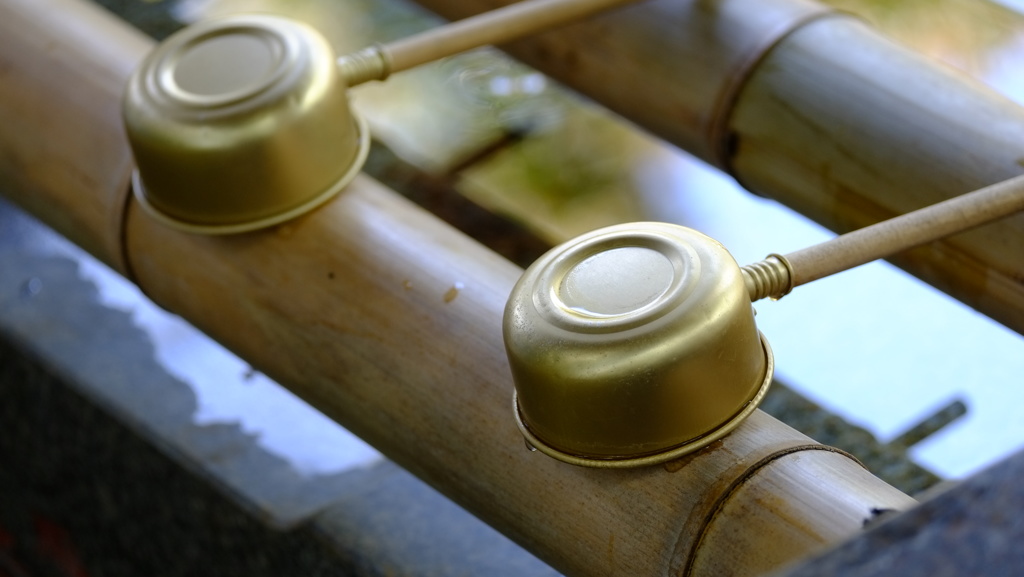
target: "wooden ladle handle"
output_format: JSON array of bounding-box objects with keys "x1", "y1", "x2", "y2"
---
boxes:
[
  {"x1": 339, "y1": 0, "x2": 642, "y2": 85},
  {"x1": 744, "y1": 173, "x2": 1024, "y2": 301}
]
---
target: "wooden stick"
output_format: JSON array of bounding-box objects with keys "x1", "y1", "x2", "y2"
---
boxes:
[
  {"x1": 405, "y1": 0, "x2": 1024, "y2": 336},
  {"x1": 0, "y1": 0, "x2": 150, "y2": 276},
  {"x1": 0, "y1": 2, "x2": 916, "y2": 577},
  {"x1": 388, "y1": 0, "x2": 639, "y2": 73},
  {"x1": 786, "y1": 173, "x2": 1024, "y2": 287},
  {"x1": 339, "y1": 0, "x2": 643, "y2": 85},
  {"x1": 744, "y1": 174, "x2": 1024, "y2": 300}
]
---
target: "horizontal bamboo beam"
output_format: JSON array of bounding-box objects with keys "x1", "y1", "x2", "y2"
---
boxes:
[
  {"x1": 407, "y1": 0, "x2": 1024, "y2": 336},
  {"x1": 0, "y1": 1, "x2": 914, "y2": 576},
  {"x1": 731, "y1": 16, "x2": 1024, "y2": 332},
  {"x1": 0, "y1": 0, "x2": 150, "y2": 275},
  {"x1": 124, "y1": 179, "x2": 916, "y2": 577}
]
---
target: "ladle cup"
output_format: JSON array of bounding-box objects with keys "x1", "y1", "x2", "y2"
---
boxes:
[
  {"x1": 504, "y1": 173, "x2": 1024, "y2": 468},
  {"x1": 123, "y1": 15, "x2": 368, "y2": 234}
]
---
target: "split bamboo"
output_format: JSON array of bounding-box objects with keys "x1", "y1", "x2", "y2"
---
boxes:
[
  {"x1": 0, "y1": 1, "x2": 916, "y2": 576},
  {"x1": 408, "y1": 0, "x2": 1024, "y2": 336}
]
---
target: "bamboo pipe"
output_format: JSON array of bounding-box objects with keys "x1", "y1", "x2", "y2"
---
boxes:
[
  {"x1": 743, "y1": 173, "x2": 1024, "y2": 301},
  {"x1": 0, "y1": 0, "x2": 150, "y2": 275},
  {"x1": 124, "y1": 185, "x2": 916, "y2": 577},
  {"x1": 0, "y1": 1, "x2": 916, "y2": 577},
  {"x1": 406, "y1": 0, "x2": 1024, "y2": 336},
  {"x1": 337, "y1": 0, "x2": 645, "y2": 86}
]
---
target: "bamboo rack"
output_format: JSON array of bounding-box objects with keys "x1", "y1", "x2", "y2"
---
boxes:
[
  {"x1": 409, "y1": 0, "x2": 1024, "y2": 336},
  {"x1": 0, "y1": 1, "x2": 916, "y2": 576}
]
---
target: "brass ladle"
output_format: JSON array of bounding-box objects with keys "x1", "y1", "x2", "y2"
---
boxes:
[
  {"x1": 122, "y1": 0, "x2": 642, "y2": 234},
  {"x1": 504, "y1": 174, "x2": 1024, "y2": 468}
]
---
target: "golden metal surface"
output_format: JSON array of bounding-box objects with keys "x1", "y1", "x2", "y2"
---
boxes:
[
  {"x1": 504, "y1": 222, "x2": 773, "y2": 467},
  {"x1": 337, "y1": 45, "x2": 392, "y2": 86},
  {"x1": 123, "y1": 15, "x2": 369, "y2": 234}
]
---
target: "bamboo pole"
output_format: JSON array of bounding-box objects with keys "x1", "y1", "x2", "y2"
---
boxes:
[
  {"x1": 786, "y1": 174, "x2": 1024, "y2": 287},
  {"x1": 730, "y1": 17, "x2": 1024, "y2": 329},
  {"x1": 339, "y1": 0, "x2": 644, "y2": 86},
  {"x1": 0, "y1": 0, "x2": 150, "y2": 275},
  {"x1": 0, "y1": 1, "x2": 916, "y2": 576},
  {"x1": 406, "y1": 0, "x2": 1024, "y2": 336}
]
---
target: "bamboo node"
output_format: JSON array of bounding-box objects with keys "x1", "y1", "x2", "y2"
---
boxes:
[{"x1": 741, "y1": 254, "x2": 793, "y2": 302}]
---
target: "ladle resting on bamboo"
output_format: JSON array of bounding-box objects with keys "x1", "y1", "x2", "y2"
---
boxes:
[
  {"x1": 122, "y1": 0, "x2": 644, "y2": 234},
  {"x1": 504, "y1": 173, "x2": 1024, "y2": 467}
]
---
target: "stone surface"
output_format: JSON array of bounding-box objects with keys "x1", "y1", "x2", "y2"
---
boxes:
[{"x1": 0, "y1": 196, "x2": 559, "y2": 576}]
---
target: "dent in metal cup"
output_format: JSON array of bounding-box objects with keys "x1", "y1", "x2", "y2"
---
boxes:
[
  {"x1": 504, "y1": 222, "x2": 773, "y2": 468},
  {"x1": 123, "y1": 15, "x2": 370, "y2": 234}
]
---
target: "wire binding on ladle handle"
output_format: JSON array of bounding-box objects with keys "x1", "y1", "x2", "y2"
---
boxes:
[
  {"x1": 742, "y1": 254, "x2": 794, "y2": 302},
  {"x1": 337, "y1": 45, "x2": 392, "y2": 86}
]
